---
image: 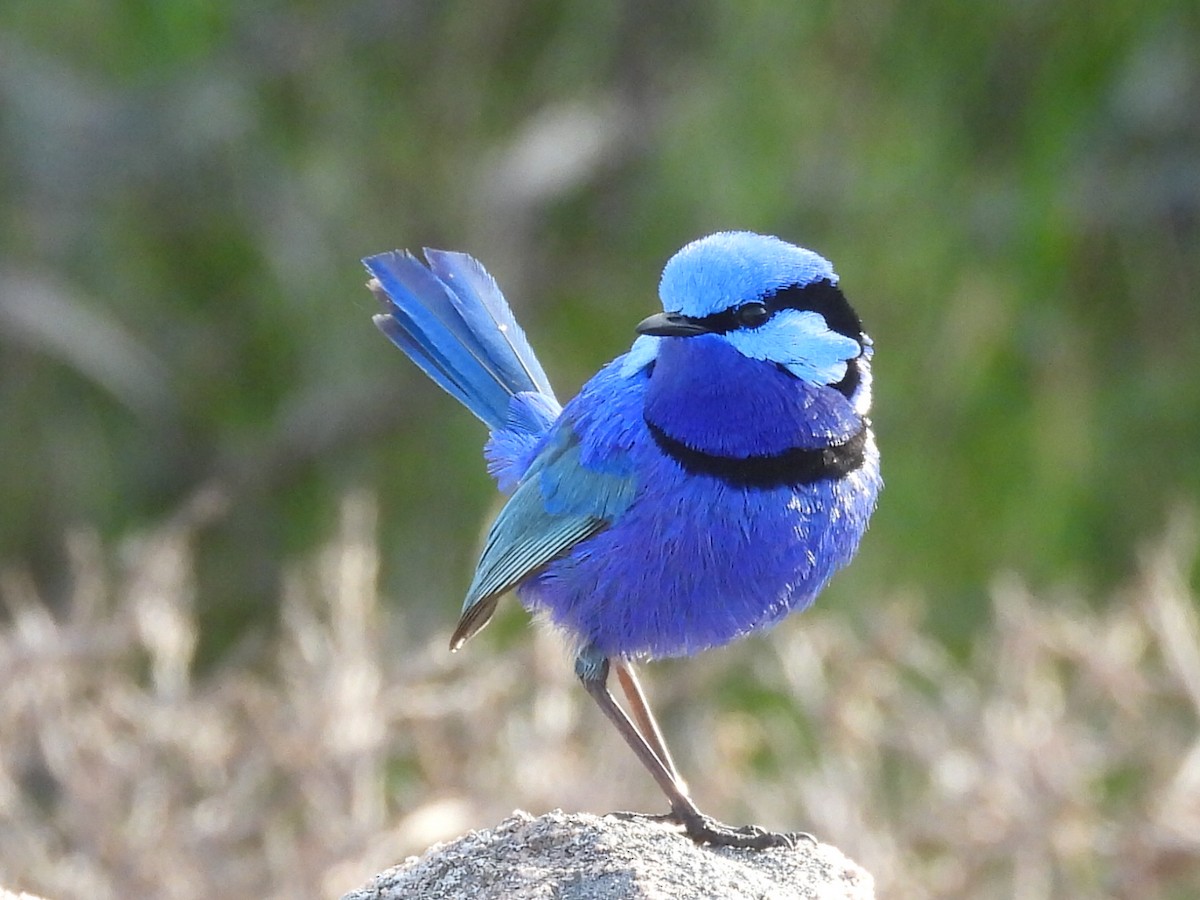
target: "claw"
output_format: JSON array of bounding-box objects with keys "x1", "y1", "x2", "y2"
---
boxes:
[
  {"x1": 690, "y1": 822, "x2": 794, "y2": 850},
  {"x1": 608, "y1": 808, "x2": 816, "y2": 850},
  {"x1": 674, "y1": 810, "x2": 813, "y2": 850},
  {"x1": 676, "y1": 816, "x2": 816, "y2": 849}
]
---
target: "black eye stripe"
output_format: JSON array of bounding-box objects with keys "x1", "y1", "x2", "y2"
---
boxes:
[
  {"x1": 777, "y1": 280, "x2": 863, "y2": 339},
  {"x1": 689, "y1": 279, "x2": 863, "y2": 338}
]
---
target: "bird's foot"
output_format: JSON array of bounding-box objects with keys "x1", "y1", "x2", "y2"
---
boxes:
[
  {"x1": 673, "y1": 809, "x2": 815, "y2": 850},
  {"x1": 608, "y1": 809, "x2": 814, "y2": 850}
]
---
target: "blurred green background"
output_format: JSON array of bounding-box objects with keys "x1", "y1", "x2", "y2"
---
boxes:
[{"x1": 1, "y1": 0, "x2": 1198, "y2": 652}]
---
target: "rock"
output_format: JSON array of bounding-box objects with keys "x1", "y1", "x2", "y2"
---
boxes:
[{"x1": 343, "y1": 809, "x2": 874, "y2": 900}]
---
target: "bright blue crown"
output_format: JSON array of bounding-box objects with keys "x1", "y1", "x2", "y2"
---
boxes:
[{"x1": 658, "y1": 231, "x2": 838, "y2": 319}]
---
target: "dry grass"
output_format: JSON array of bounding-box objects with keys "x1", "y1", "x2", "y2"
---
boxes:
[{"x1": 1, "y1": 494, "x2": 1198, "y2": 899}]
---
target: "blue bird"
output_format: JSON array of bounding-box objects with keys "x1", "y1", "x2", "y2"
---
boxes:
[{"x1": 364, "y1": 231, "x2": 880, "y2": 848}]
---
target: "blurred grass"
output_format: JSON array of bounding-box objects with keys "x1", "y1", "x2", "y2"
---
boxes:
[{"x1": 1, "y1": 494, "x2": 1198, "y2": 898}]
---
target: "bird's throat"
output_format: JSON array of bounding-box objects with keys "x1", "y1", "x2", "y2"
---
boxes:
[{"x1": 643, "y1": 335, "x2": 865, "y2": 461}]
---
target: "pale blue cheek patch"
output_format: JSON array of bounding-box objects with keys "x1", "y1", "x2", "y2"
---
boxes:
[
  {"x1": 724, "y1": 309, "x2": 860, "y2": 386},
  {"x1": 619, "y1": 334, "x2": 662, "y2": 377}
]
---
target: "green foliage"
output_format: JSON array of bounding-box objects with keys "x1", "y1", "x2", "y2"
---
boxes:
[{"x1": 1, "y1": 3, "x2": 1198, "y2": 641}]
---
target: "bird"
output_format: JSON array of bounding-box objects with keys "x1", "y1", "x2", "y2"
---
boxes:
[{"x1": 363, "y1": 231, "x2": 881, "y2": 849}]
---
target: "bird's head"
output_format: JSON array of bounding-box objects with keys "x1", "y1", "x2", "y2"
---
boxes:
[{"x1": 634, "y1": 232, "x2": 868, "y2": 399}]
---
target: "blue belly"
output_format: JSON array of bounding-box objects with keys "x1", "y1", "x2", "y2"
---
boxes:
[{"x1": 519, "y1": 428, "x2": 880, "y2": 660}]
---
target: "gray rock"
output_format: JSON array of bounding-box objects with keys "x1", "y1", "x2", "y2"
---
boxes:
[{"x1": 343, "y1": 810, "x2": 874, "y2": 900}]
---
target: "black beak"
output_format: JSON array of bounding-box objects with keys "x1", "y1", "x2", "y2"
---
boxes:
[{"x1": 635, "y1": 311, "x2": 712, "y2": 337}]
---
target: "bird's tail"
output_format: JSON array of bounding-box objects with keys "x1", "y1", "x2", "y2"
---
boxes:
[{"x1": 364, "y1": 249, "x2": 558, "y2": 432}]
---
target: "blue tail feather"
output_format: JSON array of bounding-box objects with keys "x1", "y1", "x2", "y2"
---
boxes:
[
  {"x1": 423, "y1": 250, "x2": 556, "y2": 399},
  {"x1": 365, "y1": 249, "x2": 558, "y2": 431}
]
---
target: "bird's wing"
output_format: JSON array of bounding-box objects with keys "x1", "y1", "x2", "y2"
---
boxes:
[{"x1": 450, "y1": 423, "x2": 637, "y2": 649}]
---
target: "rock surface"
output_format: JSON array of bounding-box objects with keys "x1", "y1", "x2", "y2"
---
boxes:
[{"x1": 342, "y1": 809, "x2": 874, "y2": 900}]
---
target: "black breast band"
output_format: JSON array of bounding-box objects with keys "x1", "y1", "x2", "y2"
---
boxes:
[{"x1": 646, "y1": 420, "x2": 869, "y2": 489}]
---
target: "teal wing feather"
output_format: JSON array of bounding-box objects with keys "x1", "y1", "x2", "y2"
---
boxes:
[{"x1": 450, "y1": 424, "x2": 636, "y2": 649}]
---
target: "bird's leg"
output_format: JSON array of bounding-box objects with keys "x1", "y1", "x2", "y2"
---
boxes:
[
  {"x1": 575, "y1": 648, "x2": 698, "y2": 817},
  {"x1": 612, "y1": 660, "x2": 683, "y2": 788},
  {"x1": 575, "y1": 647, "x2": 806, "y2": 850}
]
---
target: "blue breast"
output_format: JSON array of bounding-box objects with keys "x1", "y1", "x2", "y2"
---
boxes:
[
  {"x1": 515, "y1": 352, "x2": 881, "y2": 660},
  {"x1": 645, "y1": 336, "x2": 862, "y2": 456}
]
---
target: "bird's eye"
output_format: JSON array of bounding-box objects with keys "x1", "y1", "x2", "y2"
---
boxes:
[{"x1": 736, "y1": 302, "x2": 770, "y2": 329}]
